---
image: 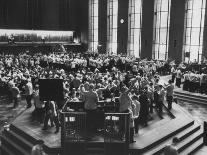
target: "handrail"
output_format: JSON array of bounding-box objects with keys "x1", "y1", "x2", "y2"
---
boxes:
[
  {"x1": 162, "y1": 102, "x2": 176, "y2": 119},
  {"x1": 204, "y1": 121, "x2": 207, "y2": 146},
  {"x1": 61, "y1": 111, "x2": 86, "y2": 115}
]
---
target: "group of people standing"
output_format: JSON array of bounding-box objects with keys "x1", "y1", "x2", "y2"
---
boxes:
[{"x1": 0, "y1": 51, "x2": 177, "y2": 144}]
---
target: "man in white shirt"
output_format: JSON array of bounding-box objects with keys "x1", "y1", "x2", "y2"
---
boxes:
[
  {"x1": 175, "y1": 69, "x2": 182, "y2": 88},
  {"x1": 25, "y1": 79, "x2": 33, "y2": 108}
]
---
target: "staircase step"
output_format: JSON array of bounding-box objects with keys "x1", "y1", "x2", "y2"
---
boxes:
[
  {"x1": 3, "y1": 129, "x2": 34, "y2": 152},
  {"x1": 86, "y1": 147, "x2": 105, "y2": 151},
  {"x1": 174, "y1": 92, "x2": 207, "y2": 104},
  {"x1": 174, "y1": 93, "x2": 207, "y2": 103},
  {"x1": 0, "y1": 142, "x2": 16, "y2": 155},
  {"x1": 86, "y1": 147, "x2": 105, "y2": 154},
  {"x1": 9, "y1": 124, "x2": 37, "y2": 144},
  {"x1": 1, "y1": 135, "x2": 30, "y2": 155},
  {"x1": 85, "y1": 142, "x2": 104, "y2": 147},
  {"x1": 85, "y1": 142, "x2": 105, "y2": 154},
  {"x1": 174, "y1": 90, "x2": 207, "y2": 100},
  {"x1": 180, "y1": 138, "x2": 204, "y2": 155},
  {"x1": 8, "y1": 124, "x2": 60, "y2": 155},
  {"x1": 177, "y1": 129, "x2": 203, "y2": 153},
  {"x1": 176, "y1": 96, "x2": 206, "y2": 105},
  {"x1": 86, "y1": 154, "x2": 104, "y2": 155},
  {"x1": 143, "y1": 123, "x2": 201, "y2": 155}
]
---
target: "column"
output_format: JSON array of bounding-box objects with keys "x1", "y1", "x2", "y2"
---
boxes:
[
  {"x1": 168, "y1": 0, "x2": 185, "y2": 62},
  {"x1": 141, "y1": 0, "x2": 154, "y2": 59}
]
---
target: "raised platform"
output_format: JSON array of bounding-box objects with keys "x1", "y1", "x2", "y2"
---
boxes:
[{"x1": 0, "y1": 101, "x2": 205, "y2": 155}]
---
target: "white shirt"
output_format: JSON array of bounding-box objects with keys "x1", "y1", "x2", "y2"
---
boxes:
[{"x1": 25, "y1": 82, "x2": 33, "y2": 95}]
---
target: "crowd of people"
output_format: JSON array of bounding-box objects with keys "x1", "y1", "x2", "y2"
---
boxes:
[
  {"x1": 0, "y1": 51, "x2": 177, "y2": 144},
  {"x1": 170, "y1": 62, "x2": 207, "y2": 94},
  {"x1": 182, "y1": 70, "x2": 207, "y2": 94}
]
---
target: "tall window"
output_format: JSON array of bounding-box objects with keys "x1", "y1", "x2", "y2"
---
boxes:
[
  {"x1": 89, "y1": 0, "x2": 99, "y2": 52},
  {"x1": 127, "y1": 0, "x2": 142, "y2": 58},
  {"x1": 183, "y1": 0, "x2": 206, "y2": 62},
  {"x1": 152, "y1": 0, "x2": 171, "y2": 60},
  {"x1": 107, "y1": 0, "x2": 118, "y2": 55}
]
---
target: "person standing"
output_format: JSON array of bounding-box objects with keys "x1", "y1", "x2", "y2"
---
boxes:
[
  {"x1": 43, "y1": 101, "x2": 60, "y2": 133},
  {"x1": 119, "y1": 86, "x2": 132, "y2": 113},
  {"x1": 171, "y1": 66, "x2": 176, "y2": 83},
  {"x1": 157, "y1": 85, "x2": 165, "y2": 116},
  {"x1": 11, "y1": 83, "x2": 20, "y2": 108},
  {"x1": 164, "y1": 80, "x2": 174, "y2": 110},
  {"x1": 183, "y1": 71, "x2": 190, "y2": 91},
  {"x1": 147, "y1": 83, "x2": 154, "y2": 113},
  {"x1": 200, "y1": 72, "x2": 207, "y2": 94},
  {"x1": 128, "y1": 106, "x2": 136, "y2": 143},
  {"x1": 139, "y1": 87, "x2": 149, "y2": 126},
  {"x1": 132, "y1": 95, "x2": 140, "y2": 134},
  {"x1": 154, "y1": 78, "x2": 160, "y2": 110},
  {"x1": 32, "y1": 85, "x2": 45, "y2": 123},
  {"x1": 25, "y1": 79, "x2": 33, "y2": 108},
  {"x1": 175, "y1": 69, "x2": 182, "y2": 88},
  {"x1": 81, "y1": 83, "x2": 99, "y2": 132}
]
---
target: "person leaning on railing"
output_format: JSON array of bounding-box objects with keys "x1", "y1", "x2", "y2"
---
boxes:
[
  {"x1": 80, "y1": 83, "x2": 99, "y2": 132},
  {"x1": 119, "y1": 86, "x2": 132, "y2": 113}
]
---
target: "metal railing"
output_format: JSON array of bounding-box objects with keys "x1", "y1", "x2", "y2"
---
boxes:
[
  {"x1": 60, "y1": 111, "x2": 130, "y2": 155},
  {"x1": 204, "y1": 121, "x2": 207, "y2": 146},
  {"x1": 104, "y1": 113, "x2": 130, "y2": 143},
  {"x1": 61, "y1": 111, "x2": 87, "y2": 145},
  {"x1": 61, "y1": 111, "x2": 129, "y2": 142}
]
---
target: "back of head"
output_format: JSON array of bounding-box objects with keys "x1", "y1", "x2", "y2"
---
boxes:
[
  {"x1": 89, "y1": 83, "x2": 94, "y2": 91},
  {"x1": 164, "y1": 144, "x2": 178, "y2": 155},
  {"x1": 172, "y1": 137, "x2": 180, "y2": 144},
  {"x1": 168, "y1": 79, "x2": 172, "y2": 84},
  {"x1": 36, "y1": 139, "x2": 44, "y2": 145}
]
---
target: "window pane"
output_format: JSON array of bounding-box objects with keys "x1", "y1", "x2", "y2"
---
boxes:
[
  {"x1": 161, "y1": 0, "x2": 169, "y2": 12},
  {"x1": 88, "y1": 0, "x2": 98, "y2": 51},
  {"x1": 107, "y1": 0, "x2": 118, "y2": 54},
  {"x1": 127, "y1": 0, "x2": 142, "y2": 58},
  {"x1": 160, "y1": 29, "x2": 167, "y2": 44},
  {"x1": 183, "y1": 0, "x2": 206, "y2": 62},
  {"x1": 152, "y1": 0, "x2": 171, "y2": 60}
]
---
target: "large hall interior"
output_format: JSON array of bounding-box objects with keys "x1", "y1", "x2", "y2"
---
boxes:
[{"x1": 0, "y1": 0, "x2": 207, "y2": 155}]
